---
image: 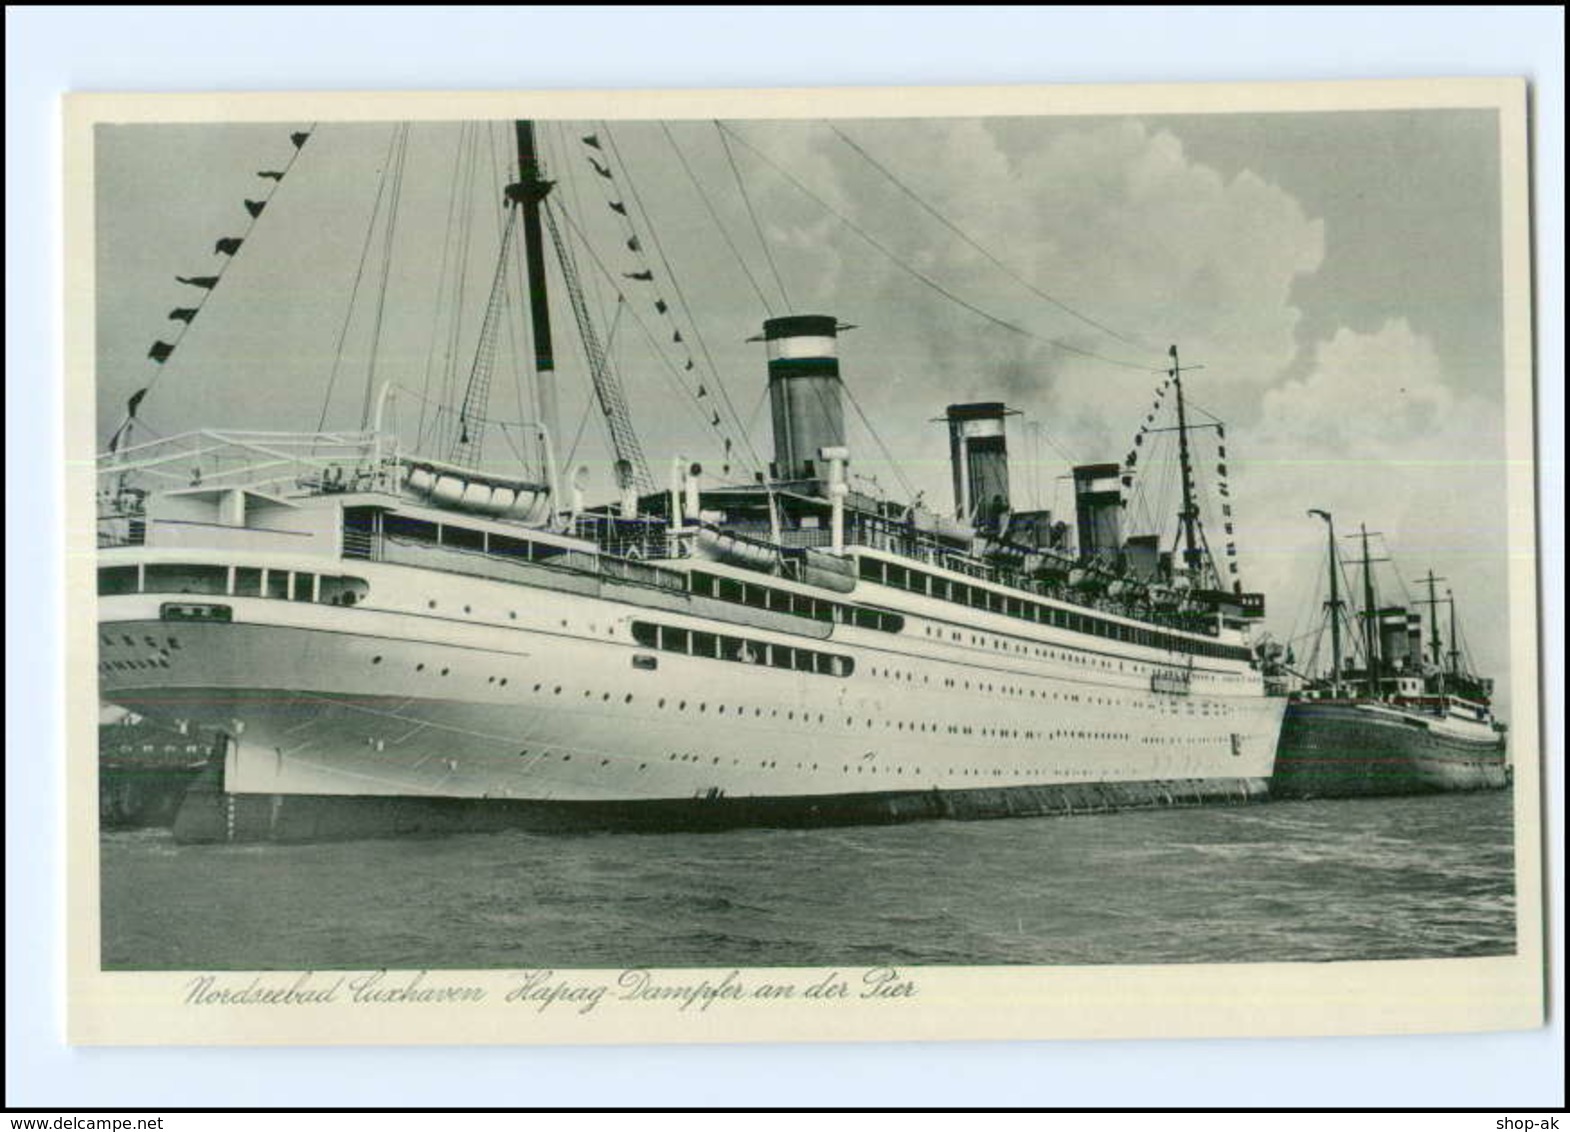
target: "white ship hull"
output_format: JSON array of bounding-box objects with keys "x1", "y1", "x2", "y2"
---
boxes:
[{"x1": 99, "y1": 542, "x2": 1284, "y2": 840}]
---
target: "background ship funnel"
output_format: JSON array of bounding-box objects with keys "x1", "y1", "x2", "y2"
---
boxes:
[
  {"x1": 764, "y1": 315, "x2": 845, "y2": 485},
  {"x1": 945, "y1": 402, "x2": 1012, "y2": 531}
]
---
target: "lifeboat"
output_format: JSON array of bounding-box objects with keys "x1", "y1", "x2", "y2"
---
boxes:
[
  {"x1": 694, "y1": 525, "x2": 779, "y2": 570},
  {"x1": 402, "y1": 457, "x2": 551, "y2": 524}
]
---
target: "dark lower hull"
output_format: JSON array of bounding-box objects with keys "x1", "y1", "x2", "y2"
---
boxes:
[
  {"x1": 99, "y1": 760, "x2": 208, "y2": 830},
  {"x1": 1272, "y1": 702, "x2": 1508, "y2": 799},
  {"x1": 169, "y1": 761, "x2": 1269, "y2": 843}
]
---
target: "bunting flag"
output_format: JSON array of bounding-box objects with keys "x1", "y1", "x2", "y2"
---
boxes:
[
  {"x1": 244, "y1": 199, "x2": 266, "y2": 218},
  {"x1": 257, "y1": 171, "x2": 285, "y2": 181},
  {"x1": 672, "y1": 330, "x2": 683, "y2": 344},
  {"x1": 126, "y1": 388, "x2": 148, "y2": 417},
  {"x1": 1134, "y1": 434, "x2": 1143, "y2": 447},
  {"x1": 168, "y1": 308, "x2": 199, "y2": 324},
  {"x1": 1217, "y1": 463, "x2": 1227, "y2": 476},
  {"x1": 148, "y1": 342, "x2": 175, "y2": 364},
  {"x1": 711, "y1": 411, "x2": 721, "y2": 427},
  {"x1": 696, "y1": 383, "x2": 707, "y2": 398},
  {"x1": 608, "y1": 200, "x2": 626, "y2": 215},
  {"x1": 654, "y1": 299, "x2": 668, "y2": 314},
  {"x1": 626, "y1": 236, "x2": 641, "y2": 253},
  {"x1": 1230, "y1": 563, "x2": 1240, "y2": 575},
  {"x1": 724, "y1": 438, "x2": 732, "y2": 453},
  {"x1": 1217, "y1": 445, "x2": 1226, "y2": 458},
  {"x1": 177, "y1": 275, "x2": 220, "y2": 290},
  {"x1": 1121, "y1": 475, "x2": 1133, "y2": 488},
  {"x1": 1225, "y1": 523, "x2": 1234, "y2": 535},
  {"x1": 1127, "y1": 452, "x2": 1137, "y2": 467},
  {"x1": 623, "y1": 270, "x2": 653, "y2": 281},
  {"x1": 683, "y1": 360, "x2": 694, "y2": 371},
  {"x1": 1222, "y1": 504, "x2": 1232, "y2": 517},
  {"x1": 581, "y1": 134, "x2": 602, "y2": 150},
  {"x1": 214, "y1": 237, "x2": 244, "y2": 256},
  {"x1": 1226, "y1": 545, "x2": 1237, "y2": 556},
  {"x1": 290, "y1": 131, "x2": 310, "y2": 149},
  {"x1": 589, "y1": 157, "x2": 612, "y2": 179},
  {"x1": 1217, "y1": 425, "x2": 1226, "y2": 439}
]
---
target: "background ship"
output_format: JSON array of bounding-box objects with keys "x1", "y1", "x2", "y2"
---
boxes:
[
  {"x1": 1270, "y1": 509, "x2": 1509, "y2": 798},
  {"x1": 95, "y1": 118, "x2": 1285, "y2": 841}
]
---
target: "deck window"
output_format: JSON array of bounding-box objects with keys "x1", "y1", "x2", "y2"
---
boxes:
[
  {"x1": 233, "y1": 567, "x2": 262, "y2": 597},
  {"x1": 383, "y1": 514, "x2": 438, "y2": 544},
  {"x1": 319, "y1": 574, "x2": 368, "y2": 606},
  {"x1": 440, "y1": 524, "x2": 485, "y2": 552},
  {"x1": 488, "y1": 533, "x2": 533, "y2": 561},
  {"x1": 144, "y1": 564, "x2": 228, "y2": 596},
  {"x1": 97, "y1": 565, "x2": 139, "y2": 596}
]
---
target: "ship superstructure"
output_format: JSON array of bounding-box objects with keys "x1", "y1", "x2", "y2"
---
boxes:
[{"x1": 95, "y1": 119, "x2": 1285, "y2": 841}]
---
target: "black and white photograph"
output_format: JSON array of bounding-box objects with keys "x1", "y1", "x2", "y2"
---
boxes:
[{"x1": 65, "y1": 79, "x2": 1543, "y2": 1046}]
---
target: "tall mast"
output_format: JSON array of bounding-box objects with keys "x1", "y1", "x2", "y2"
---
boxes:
[
  {"x1": 1359, "y1": 523, "x2": 1380, "y2": 698},
  {"x1": 1419, "y1": 568, "x2": 1447, "y2": 696},
  {"x1": 1309, "y1": 510, "x2": 1343, "y2": 696},
  {"x1": 1170, "y1": 344, "x2": 1201, "y2": 580},
  {"x1": 507, "y1": 121, "x2": 560, "y2": 478},
  {"x1": 1447, "y1": 588, "x2": 1461, "y2": 678}
]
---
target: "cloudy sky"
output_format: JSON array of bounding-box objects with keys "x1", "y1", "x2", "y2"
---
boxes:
[{"x1": 94, "y1": 104, "x2": 1524, "y2": 712}]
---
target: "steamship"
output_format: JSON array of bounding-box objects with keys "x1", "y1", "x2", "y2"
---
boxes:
[
  {"x1": 1270, "y1": 513, "x2": 1508, "y2": 798},
  {"x1": 95, "y1": 119, "x2": 1285, "y2": 842}
]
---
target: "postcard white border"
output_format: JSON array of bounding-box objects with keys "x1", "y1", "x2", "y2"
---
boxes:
[{"x1": 11, "y1": 4, "x2": 1562, "y2": 1109}]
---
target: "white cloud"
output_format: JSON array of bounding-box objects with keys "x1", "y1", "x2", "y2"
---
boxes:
[{"x1": 1234, "y1": 319, "x2": 1510, "y2": 706}]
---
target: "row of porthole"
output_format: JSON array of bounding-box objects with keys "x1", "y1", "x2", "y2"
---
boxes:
[
  {"x1": 918, "y1": 622, "x2": 1256, "y2": 680},
  {"x1": 503, "y1": 743, "x2": 1196, "y2": 784},
  {"x1": 420, "y1": 598, "x2": 621, "y2": 642},
  {"x1": 101, "y1": 656, "x2": 170, "y2": 672},
  {"x1": 359, "y1": 657, "x2": 1235, "y2": 746},
  {"x1": 101, "y1": 633, "x2": 182, "y2": 651}
]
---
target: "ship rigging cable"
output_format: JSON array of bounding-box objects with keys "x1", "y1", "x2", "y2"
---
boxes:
[
  {"x1": 112, "y1": 123, "x2": 315, "y2": 453},
  {"x1": 714, "y1": 121, "x2": 793, "y2": 312},
  {"x1": 549, "y1": 202, "x2": 739, "y2": 466},
  {"x1": 662, "y1": 123, "x2": 777, "y2": 317},
  {"x1": 827, "y1": 124, "x2": 1164, "y2": 359},
  {"x1": 597, "y1": 122, "x2": 764, "y2": 475},
  {"x1": 318, "y1": 124, "x2": 403, "y2": 436},
  {"x1": 714, "y1": 121, "x2": 1156, "y2": 374}
]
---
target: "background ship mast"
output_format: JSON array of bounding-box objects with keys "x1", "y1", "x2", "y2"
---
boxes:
[
  {"x1": 1416, "y1": 569, "x2": 1449, "y2": 695},
  {"x1": 1308, "y1": 509, "x2": 1345, "y2": 698}
]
